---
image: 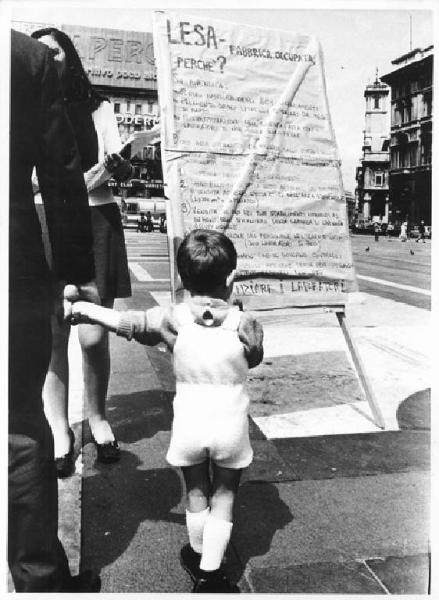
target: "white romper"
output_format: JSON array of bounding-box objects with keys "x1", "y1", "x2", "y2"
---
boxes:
[{"x1": 166, "y1": 303, "x2": 253, "y2": 469}]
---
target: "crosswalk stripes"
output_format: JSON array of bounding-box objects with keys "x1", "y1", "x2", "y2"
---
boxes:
[
  {"x1": 128, "y1": 262, "x2": 169, "y2": 283},
  {"x1": 125, "y1": 231, "x2": 171, "y2": 284}
]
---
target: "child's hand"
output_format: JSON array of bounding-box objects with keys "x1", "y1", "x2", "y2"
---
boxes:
[
  {"x1": 70, "y1": 301, "x2": 94, "y2": 325},
  {"x1": 59, "y1": 281, "x2": 100, "y2": 324}
]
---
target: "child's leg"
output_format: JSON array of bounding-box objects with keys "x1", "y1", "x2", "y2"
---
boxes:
[
  {"x1": 199, "y1": 464, "x2": 243, "y2": 572},
  {"x1": 181, "y1": 461, "x2": 211, "y2": 553}
]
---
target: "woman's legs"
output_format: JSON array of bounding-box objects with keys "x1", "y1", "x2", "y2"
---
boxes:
[
  {"x1": 43, "y1": 316, "x2": 71, "y2": 458},
  {"x1": 78, "y1": 298, "x2": 115, "y2": 445}
]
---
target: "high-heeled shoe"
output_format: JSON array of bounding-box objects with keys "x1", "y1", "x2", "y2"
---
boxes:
[
  {"x1": 55, "y1": 428, "x2": 75, "y2": 478},
  {"x1": 94, "y1": 439, "x2": 120, "y2": 463}
]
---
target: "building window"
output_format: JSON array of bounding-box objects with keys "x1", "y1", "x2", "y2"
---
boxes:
[
  {"x1": 114, "y1": 103, "x2": 120, "y2": 113},
  {"x1": 409, "y1": 142, "x2": 418, "y2": 167},
  {"x1": 405, "y1": 100, "x2": 412, "y2": 122},
  {"x1": 423, "y1": 91, "x2": 432, "y2": 117},
  {"x1": 375, "y1": 173, "x2": 383, "y2": 186},
  {"x1": 374, "y1": 95, "x2": 380, "y2": 109},
  {"x1": 126, "y1": 101, "x2": 131, "y2": 113},
  {"x1": 135, "y1": 104, "x2": 142, "y2": 115},
  {"x1": 394, "y1": 101, "x2": 403, "y2": 126}
]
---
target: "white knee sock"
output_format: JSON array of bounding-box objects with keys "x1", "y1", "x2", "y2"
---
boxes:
[
  {"x1": 200, "y1": 515, "x2": 233, "y2": 571},
  {"x1": 186, "y1": 507, "x2": 210, "y2": 554}
]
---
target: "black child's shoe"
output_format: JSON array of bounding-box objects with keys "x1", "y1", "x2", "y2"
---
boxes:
[
  {"x1": 63, "y1": 569, "x2": 101, "y2": 592},
  {"x1": 193, "y1": 569, "x2": 239, "y2": 593},
  {"x1": 55, "y1": 428, "x2": 75, "y2": 478},
  {"x1": 94, "y1": 439, "x2": 120, "y2": 463},
  {"x1": 180, "y1": 544, "x2": 202, "y2": 582}
]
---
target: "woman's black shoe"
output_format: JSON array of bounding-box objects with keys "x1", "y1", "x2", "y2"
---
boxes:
[
  {"x1": 95, "y1": 439, "x2": 120, "y2": 463},
  {"x1": 55, "y1": 428, "x2": 75, "y2": 479}
]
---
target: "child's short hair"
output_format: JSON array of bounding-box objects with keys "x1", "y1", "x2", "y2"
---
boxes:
[{"x1": 177, "y1": 229, "x2": 237, "y2": 294}]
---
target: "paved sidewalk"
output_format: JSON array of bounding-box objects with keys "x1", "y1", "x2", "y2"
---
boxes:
[
  {"x1": 68, "y1": 290, "x2": 430, "y2": 593},
  {"x1": 8, "y1": 286, "x2": 427, "y2": 592}
]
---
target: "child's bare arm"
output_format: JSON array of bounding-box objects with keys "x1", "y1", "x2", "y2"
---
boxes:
[
  {"x1": 71, "y1": 301, "x2": 121, "y2": 330},
  {"x1": 238, "y1": 313, "x2": 264, "y2": 368},
  {"x1": 71, "y1": 302, "x2": 175, "y2": 348}
]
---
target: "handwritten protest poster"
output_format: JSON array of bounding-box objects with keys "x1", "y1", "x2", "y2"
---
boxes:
[{"x1": 153, "y1": 11, "x2": 357, "y2": 308}]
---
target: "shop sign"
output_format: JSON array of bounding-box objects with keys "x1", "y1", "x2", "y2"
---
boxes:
[
  {"x1": 116, "y1": 114, "x2": 160, "y2": 127},
  {"x1": 62, "y1": 24, "x2": 157, "y2": 90}
]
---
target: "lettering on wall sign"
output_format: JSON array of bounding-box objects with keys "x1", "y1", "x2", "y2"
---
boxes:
[{"x1": 65, "y1": 26, "x2": 157, "y2": 89}]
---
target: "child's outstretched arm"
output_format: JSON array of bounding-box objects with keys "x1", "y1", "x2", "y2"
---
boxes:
[
  {"x1": 237, "y1": 313, "x2": 264, "y2": 368},
  {"x1": 71, "y1": 301, "x2": 121, "y2": 331},
  {"x1": 71, "y1": 301, "x2": 177, "y2": 349}
]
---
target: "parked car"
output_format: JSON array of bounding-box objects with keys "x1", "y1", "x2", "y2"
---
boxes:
[{"x1": 351, "y1": 220, "x2": 375, "y2": 234}]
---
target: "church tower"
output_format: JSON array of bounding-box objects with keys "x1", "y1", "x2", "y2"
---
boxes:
[{"x1": 355, "y1": 72, "x2": 390, "y2": 222}]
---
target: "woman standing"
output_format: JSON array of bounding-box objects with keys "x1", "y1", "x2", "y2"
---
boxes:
[
  {"x1": 31, "y1": 28, "x2": 133, "y2": 475},
  {"x1": 399, "y1": 221, "x2": 408, "y2": 242}
]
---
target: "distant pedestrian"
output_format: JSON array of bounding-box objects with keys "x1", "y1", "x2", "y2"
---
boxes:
[
  {"x1": 69, "y1": 229, "x2": 264, "y2": 593},
  {"x1": 159, "y1": 213, "x2": 167, "y2": 233},
  {"x1": 374, "y1": 222, "x2": 380, "y2": 242},
  {"x1": 137, "y1": 213, "x2": 147, "y2": 233},
  {"x1": 399, "y1": 221, "x2": 408, "y2": 242},
  {"x1": 145, "y1": 211, "x2": 154, "y2": 232},
  {"x1": 416, "y1": 220, "x2": 426, "y2": 243}
]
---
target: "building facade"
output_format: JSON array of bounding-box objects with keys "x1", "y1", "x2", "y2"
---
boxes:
[
  {"x1": 13, "y1": 21, "x2": 164, "y2": 199},
  {"x1": 381, "y1": 45, "x2": 433, "y2": 227},
  {"x1": 355, "y1": 76, "x2": 390, "y2": 224}
]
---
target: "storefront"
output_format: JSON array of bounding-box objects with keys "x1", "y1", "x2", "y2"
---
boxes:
[{"x1": 13, "y1": 21, "x2": 164, "y2": 198}]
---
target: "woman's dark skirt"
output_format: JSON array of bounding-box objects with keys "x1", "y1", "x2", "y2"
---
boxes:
[{"x1": 90, "y1": 203, "x2": 131, "y2": 301}]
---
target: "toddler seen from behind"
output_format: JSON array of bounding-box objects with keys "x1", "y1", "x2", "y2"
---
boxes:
[{"x1": 70, "y1": 229, "x2": 264, "y2": 593}]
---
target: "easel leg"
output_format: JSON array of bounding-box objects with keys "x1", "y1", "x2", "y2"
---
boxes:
[{"x1": 336, "y1": 310, "x2": 386, "y2": 430}]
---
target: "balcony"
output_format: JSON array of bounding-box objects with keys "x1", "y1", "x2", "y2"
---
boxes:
[
  {"x1": 390, "y1": 164, "x2": 431, "y2": 175},
  {"x1": 362, "y1": 152, "x2": 390, "y2": 163}
]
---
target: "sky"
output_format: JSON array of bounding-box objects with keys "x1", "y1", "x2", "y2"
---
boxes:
[{"x1": 2, "y1": 0, "x2": 435, "y2": 192}]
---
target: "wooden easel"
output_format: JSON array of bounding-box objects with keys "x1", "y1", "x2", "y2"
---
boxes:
[{"x1": 334, "y1": 305, "x2": 386, "y2": 430}]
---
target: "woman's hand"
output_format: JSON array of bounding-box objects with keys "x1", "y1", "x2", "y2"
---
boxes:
[{"x1": 104, "y1": 153, "x2": 133, "y2": 182}]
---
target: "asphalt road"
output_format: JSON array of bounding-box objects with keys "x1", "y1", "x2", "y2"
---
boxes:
[
  {"x1": 351, "y1": 234, "x2": 431, "y2": 310},
  {"x1": 124, "y1": 230, "x2": 431, "y2": 310}
]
